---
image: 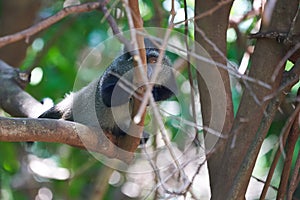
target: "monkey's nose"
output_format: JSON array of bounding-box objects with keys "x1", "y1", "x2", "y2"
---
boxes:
[{"x1": 147, "y1": 66, "x2": 153, "y2": 79}]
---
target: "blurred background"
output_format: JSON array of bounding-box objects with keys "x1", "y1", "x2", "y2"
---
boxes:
[{"x1": 0, "y1": 0, "x2": 299, "y2": 199}]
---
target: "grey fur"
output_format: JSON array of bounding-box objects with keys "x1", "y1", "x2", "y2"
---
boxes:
[{"x1": 39, "y1": 41, "x2": 177, "y2": 139}]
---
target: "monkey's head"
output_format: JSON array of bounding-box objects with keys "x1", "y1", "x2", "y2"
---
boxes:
[{"x1": 99, "y1": 39, "x2": 177, "y2": 107}]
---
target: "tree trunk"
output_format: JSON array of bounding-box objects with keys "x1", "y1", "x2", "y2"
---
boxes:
[
  {"x1": 194, "y1": 0, "x2": 234, "y2": 197},
  {"x1": 202, "y1": 0, "x2": 299, "y2": 199},
  {"x1": 0, "y1": 0, "x2": 41, "y2": 66}
]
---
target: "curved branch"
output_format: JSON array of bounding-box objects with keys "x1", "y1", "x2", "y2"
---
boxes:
[
  {"x1": 0, "y1": 116, "x2": 130, "y2": 162},
  {"x1": 0, "y1": 2, "x2": 101, "y2": 48},
  {"x1": 0, "y1": 60, "x2": 44, "y2": 118}
]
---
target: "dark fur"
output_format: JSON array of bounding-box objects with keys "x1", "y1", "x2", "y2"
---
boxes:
[{"x1": 39, "y1": 40, "x2": 177, "y2": 143}]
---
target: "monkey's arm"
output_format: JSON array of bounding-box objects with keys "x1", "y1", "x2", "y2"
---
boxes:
[{"x1": 38, "y1": 94, "x2": 74, "y2": 121}]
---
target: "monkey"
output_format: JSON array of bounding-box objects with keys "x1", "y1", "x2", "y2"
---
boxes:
[{"x1": 38, "y1": 39, "x2": 177, "y2": 144}]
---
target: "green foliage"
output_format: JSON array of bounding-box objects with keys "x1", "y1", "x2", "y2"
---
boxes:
[
  {"x1": 1, "y1": 0, "x2": 299, "y2": 199},
  {"x1": 0, "y1": 143, "x2": 19, "y2": 174},
  {"x1": 24, "y1": 11, "x2": 109, "y2": 101}
]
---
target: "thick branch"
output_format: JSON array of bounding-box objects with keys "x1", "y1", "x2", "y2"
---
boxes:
[
  {"x1": 194, "y1": 0, "x2": 234, "y2": 196},
  {"x1": 230, "y1": 62, "x2": 300, "y2": 199},
  {"x1": 0, "y1": 116, "x2": 128, "y2": 161},
  {"x1": 118, "y1": 0, "x2": 147, "y2": 154},
  {"x1": 0, "y1": 60, "x2": 44, "y2": 117},
  {"x1": 220, "y1": 0, "x2": 300, "y2": 199}
]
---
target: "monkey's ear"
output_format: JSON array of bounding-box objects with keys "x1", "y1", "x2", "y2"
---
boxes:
[{"x1": 101, "y1": 73, "x2": 132, "y2": 107}]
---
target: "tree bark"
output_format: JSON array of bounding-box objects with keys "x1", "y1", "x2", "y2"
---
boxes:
[
  {"x1": 212, "y1": 0, "x2": 299, "y2": 199},
  {"x1": 194, "y1": 0, "x2": 234, "y2": 197},
  {"x1": 0, "y1": 0, "x2": 41, "y2": 66}
]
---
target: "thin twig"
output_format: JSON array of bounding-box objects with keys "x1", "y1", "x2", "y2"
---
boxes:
[
  {"x1": 141, "y1": 141, "x2": 177, "y2": 195},
  {"x1": 260, "y1": 105, "x2": 300, "y2": 199},
  {"x1": 26, "y1": 17, "x2": 77, "y2": 73},
  {"x1": 271, "y1": 43, "x2": 300, "y2": 82},
  {"x1": 288, "y1": 151, "x2": 300, "y2": 200},
  {"x1": 229, "y1": 8, "x2": 261, "y2": 26},
  {"x1": 264, "y1": 65, "x2": 300, "y2": 102},
  {"x1": 286, "y1": 5, "x2": 300, "y2": 43},
  {"x1": 251, "y1": 175, "x2": 278, "y2": 191},
  {"x1": 277, "y1": 109, "x2": 300, "y2": 199},
  {"x1": 173, "y1": 0, "x2": 233, "y2": 27},
  {"x1": 230, "y1": 66, "x2": 300, "y2": 199},
  {"x1": 147, "y1": 1, "x2": 189, "y2": 184},
  {"x1": 184, "y1": 0, "x2": 199, "y2": 145},
  {"x1": 99, "y1": 2, "x2": 132, "y2": 51},
  {"x1": 100, "y1": 0, "x2": 120, "y2": 23},
  {"x1": 125, "y1": 0, "x2": 188, "y2": 182},
  {"x1": 143, "y1": 158, "x2": 195, "y2": 199}
]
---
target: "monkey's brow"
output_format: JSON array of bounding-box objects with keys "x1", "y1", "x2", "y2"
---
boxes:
[{"x1": 147, "y1": 49, "x2": 160, "y2": 57}]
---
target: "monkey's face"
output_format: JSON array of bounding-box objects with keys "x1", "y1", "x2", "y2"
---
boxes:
[
  {"x1": 146, "y1": 53, "x2": 177, "y2": 102},
  {"x1": 94, "y1": 46, "x2": 177, "y2": 138},
  {"x1": 99, "y1": 47, "x2": 177, "y2": 108}
]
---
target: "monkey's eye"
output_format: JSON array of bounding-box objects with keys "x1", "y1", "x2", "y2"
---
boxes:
[{"x1": 148, "y1": 57, "x2": 158, "y2": 64}]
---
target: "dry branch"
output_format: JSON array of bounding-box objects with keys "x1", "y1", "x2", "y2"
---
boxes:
[
  {"x1": 225, "y1": 0, "x2": 300, "y2": 195},
  {"x1": 260, "y1": 101, "x2": 300, "y2": 199},
  {"x1": 202, "y1": 0, "x2": 300, "y2": 198},
  {"x1": 194, "y1": 1, "x2": 234, "y2": 197},
  {"x1": 118, "y1": 0, "x2": 147, "y2": 154},
  {"x1": 0, "y1": 116, "x2": 128, "y2": 161},
  {"x1": 0, "y1": 60, "x2": 44, "y2": 118},
  {"x1": 0, "y1": 2, "x2": 101, "y2": 48},
  {"x1": 277, "y1": 110, "x2": 300, "y2": 199},
  {"x1": 99, "y1": 3, "x2": 132, "y2": 52},
  {"x1": 288, "y1": 151, "x2": 300, "y2": 199},
  {"x1": 0, "y1": 1, "x2": 151, "y2": 162}
]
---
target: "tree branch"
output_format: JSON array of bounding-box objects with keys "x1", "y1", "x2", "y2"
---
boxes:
[
  {"x1": 0, "y1": 1, "x2": 149, "y2": 162},
  {"x1": 118, "y1": 0, "x2": 147, "y2": 154},
  {"x1": 260, "y1": 86, "x2": 300, "y2": 199},
  {"x1": 0, "y1": 60, "x2": 134, "y2": 163},
  {"x1": 210, "y1": 0, "x2": 300, "y2": 198},
  {"x1": 194, "y1": 1, "x2": 234, "y2": 197},
  {"x1": 99, "y1": 2, "x2": 132, "y2": 52},
  {"x1": 288, "y1": 149, "x2": 300, "y2": 200},
  {"x1": 223, "y1": 0, "x2": 300, "y2": 197},
  {"x1": 0, "y1": 2, "x2": 101, "y2": 48},
  {"x1": 231, "y1": 66, "x2": 300, "y2": 199},
  {"x1": 0, "y1": 60, "x2": 44, "y2": 118},
  {"x1": 277, "y1": 89, "x2": 300, "y2": 200},
  {"x1": 0, "y1": 116, "x2": 128, "y2": 161}
]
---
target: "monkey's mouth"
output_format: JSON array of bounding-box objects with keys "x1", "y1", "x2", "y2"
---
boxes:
[{"x1": 131, "y1": 83, "x2": 175, "y2": 105}]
